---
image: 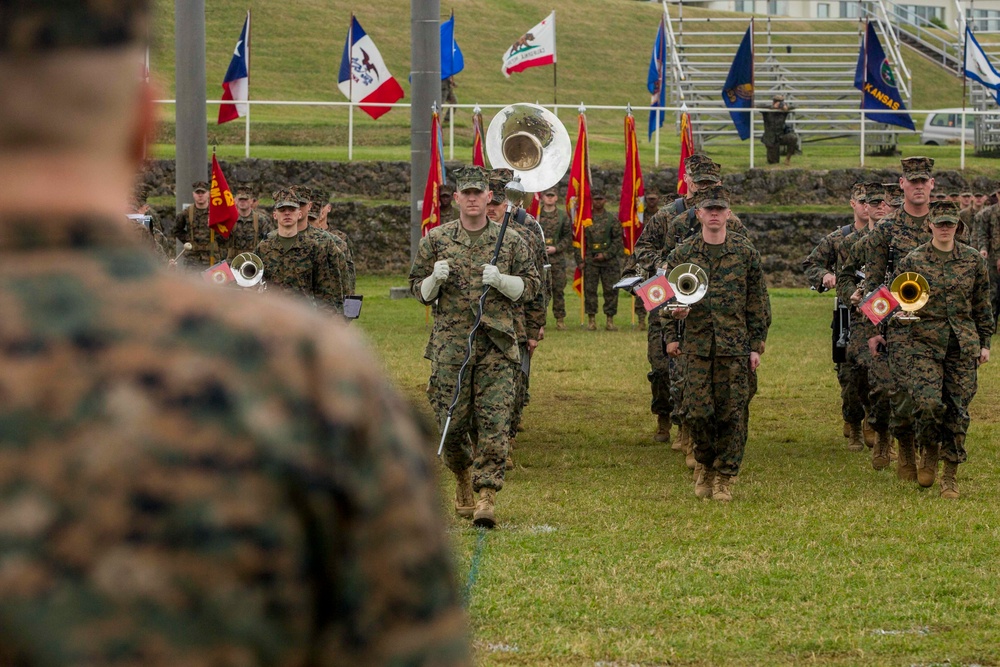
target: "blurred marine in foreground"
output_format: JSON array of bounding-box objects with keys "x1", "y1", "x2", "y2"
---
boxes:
[{"x1": 0, "y1": 1, "x2": 470, "y2": 664}]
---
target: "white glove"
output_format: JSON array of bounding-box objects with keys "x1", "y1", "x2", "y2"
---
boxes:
[
  {"x1": 482, "y1": 264, "x2": 524, "y2": 301},
  {"x1": 420, "y1": 259, "x2": 450, "y2": 301}
]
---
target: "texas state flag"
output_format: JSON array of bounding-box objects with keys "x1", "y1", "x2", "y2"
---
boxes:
[
  {"x1": 218, "y1": 12, "x2": 249, "y2": 125},
  {"x1": 338, "y1": 16, "x2": 405, "y2": 120}
]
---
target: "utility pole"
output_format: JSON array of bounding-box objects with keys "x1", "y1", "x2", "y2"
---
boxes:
[
  {"x1": 410, "y1": 0, "x2": 441, "y2": 259},
  {"x1": 175, "y1": 0, "x2": 208, "y2": 215}
]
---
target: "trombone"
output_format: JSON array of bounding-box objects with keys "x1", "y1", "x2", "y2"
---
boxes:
[{"x1": 437, "y1": 103, "x2": 571, "y2": 456}]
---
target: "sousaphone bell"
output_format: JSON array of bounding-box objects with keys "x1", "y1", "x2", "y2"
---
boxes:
[
  {"x1": 667, "y1": 263, "x2": 709, "y2": 309},
  {"x1": 231, "y1": 252, "x2": 265, "y2": 289},
  {"x1": 485, "y1": 103, "x2": 572, "y2": 202},
  {"x1": 890, "y1": 271, "x2": 929, "y2": 322}
]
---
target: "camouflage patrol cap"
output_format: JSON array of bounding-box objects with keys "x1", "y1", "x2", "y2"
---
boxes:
[
  {"x1": 192, "y1": 180, "x2": 209, "y2": 193},
  {"x1": 440, "y1": 182, "x2": 455, "y2": 195},
  {"x1": 272, "y1": 188, "x2": 299, "y2": 209},
  {"x1": 487, "y1": 188, "x2": 505, "y2": 204},
  {"x1": 289, "y1": 185, "x2": 312, "y2": 205},
  {"x1": 851, "y1": 182, "x2": 867, "y2": 202},
  {"x1": 772, "y1": 94, "x2": 785, "y2": 103},
  {"x1": 542, "y1": 187, "x2": 558, "y2": 196},
  {"x1": 884, "y1": 183, "x2": 904, "y2": 207},
  {"x1": 900, "y1": 156, "x2": 934, "y2": 181},
  {"x1": 0, "y1": 0, "x2": 151, "y2": 54},
  {"x1": 863, "y1": 182, "x2": 886, "y2": 203},
  {"x1": 961, "y1": 190, "x2": 973, "y2": 197},
  {"x1": 455, "y1": 166, "x2": 489, "y2": 192},
  {"x1": 685, "y1": 154, "x2": 722, "y2": 184},
  {"x1": 694, "y1": 185, "x2": 730, "y2": 209},
  {"x1": 489, "y1": 168, "x2": 514, "y2": 185},
  {"x1": 929, "y1": 200, "x2": 960, "y2": 223},
  {"x1": 235, "y1": 182, "x2": 256, "y2": 199}
]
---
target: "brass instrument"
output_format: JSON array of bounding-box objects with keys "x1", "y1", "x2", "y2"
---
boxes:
[
  {"x1": 231, "y1": 252, "x2": 265, "y2": 289},
  {"x1": 667, "y1": 263, "x2": 709, "y2": 309},
  {"x1": 890, "y1": 271, "x2": 929, "y2": 322},
  {"x1": 438, "y1": 103, "x2": 571, "y2": 457}
]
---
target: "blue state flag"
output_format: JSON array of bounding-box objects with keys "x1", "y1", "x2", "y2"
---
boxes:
[
  {"x1": 722, "y1": 23, "x2": 754, "y2": 140},
  {"x1": 854, "y1": 21, "x2": 914, "y2": 131},
  {"x1": 647, "y1": 16, "x2": 667, "y2": 141},
  {"x1": 441, "y1": 13, "x2": 464, "y2": 80},
  {"x1": 964, "y1": 27, "x2": 1000, "y2": 105}
]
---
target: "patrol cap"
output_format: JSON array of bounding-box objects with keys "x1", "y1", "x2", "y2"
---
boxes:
[
  {"x1": 289, "y1": 185, "x2": 312, "y2": 205},
  {"x1": 772, "y1": 94, "x2": 785, "y2": 103},
  {"x1": 695, "y1": 185, "x2": 730, "y2": 209},
  {"x1": 489, "y1": 168, "x2": 514, "y2": 185},
  {"x1": 961, "y1": 190, "x2": 973, "y2": 197},
  {"x1": 863, "y1": 182, "x2": 885, "y2": 203},
  {"x1": 487, "y1": 189, "x2": 505, "y2": 204},
  {"x1": 0, "y1": 0, "x2": 151, "y2": 54},
  {"x1": 592, "y1": 188, "x2": 607, "y2": 199},
  {"x1": 235, "y1": 182, "x2": 256, "y2": 199},
  {"x1": 928, "y1": 200, "x2": 960, "y2": 222},
  {"x1": 685, "y1": 154, "x2": 722, "y2": 184},
  {"x1": 851, "y1": 182, "x2": 867, "y2": 202},
  {"x1": 900, "y1": 156, "x2": 934, "y2": 181},
  {"x1": 885, "y1": 183, "x2": 904, "y2": 207},
  {"x1": 542, "y1": 187, "x2": 558, "y2": 196},
  {"x1": 192, "y1": 180, "x2": 209, "y2": 193},
  {"x1": 272, "y1": 188, "x2": 299, "y2": 209},
  {"x1": 440, "y1": 182, "x2": 455, "y2": 195},
  {"x1": 975, "y1": 192, "x2": 985, "y2": 197},
  {"x1": 455, "y1": 166, "x2": 489, "y2": 192}
]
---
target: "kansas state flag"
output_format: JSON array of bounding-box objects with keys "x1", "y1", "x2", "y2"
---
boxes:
[
  {"x1": 854, "y1": 21, "x2": 914, "y2": 131},
  {"x1": 722, "y1": 23, "x2": 754, "y2": 140}
]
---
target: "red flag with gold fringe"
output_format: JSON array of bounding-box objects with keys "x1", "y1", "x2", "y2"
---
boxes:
[
  {"x1": 208, "y1": 154, "x2": 238, "y2": 239},
  {"x1": 566, "y1": 112, "x2": 592, "y2": 296},
  {"x1": 421, "y1": 109, "x2": 444, "y2": 237},
  {"x1": 472, "y1": 108, "x2": 486, "y2": 168},
  {"x1": 677, "y1": 109, "x2": 695, "y2": 195},
  {"x1": 619, "y1": 112, "x2": 644, "y2": 256}
]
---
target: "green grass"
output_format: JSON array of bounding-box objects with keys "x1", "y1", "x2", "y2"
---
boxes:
[
  {"x1": 148, "y1": 0, "x2": 984, "y2": 171},
  {"x1": 352, "y1": 275, "x2": 1000, "y2": 666}
]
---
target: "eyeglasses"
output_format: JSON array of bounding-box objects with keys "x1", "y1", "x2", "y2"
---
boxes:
[{"x1": 930, "y1": 220, "x2": 958, "y2": 228}]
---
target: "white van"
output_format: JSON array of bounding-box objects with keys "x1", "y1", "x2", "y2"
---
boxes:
[{"x1": 920, "y1": 109, "x2": 974, "y2": 145}]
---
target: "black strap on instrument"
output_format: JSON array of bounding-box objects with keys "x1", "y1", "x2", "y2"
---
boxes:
[{"x1": 437, "y1": 204, "x2": 515, "y2": 456}]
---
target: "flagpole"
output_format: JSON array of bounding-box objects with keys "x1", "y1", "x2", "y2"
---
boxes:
[
  {"x1": 748, "y1": 18, "x2": 755, "y2": 169},
  {"x1": 961, "y1": 27, "x2": 969, "y2": 170},
  {"x1": 348, "y1": 13, "x2": 354, "y2": 161},
  {"x1": 244, "y1": 9, "x2": 251, "y2": 159},
  {"x1": 579, "y1": 104, "x2": 587, "y2": 327},
  {"x1": 860, "y1": 20, "x2": 868, "y2": 168},
  {"x1": 553, "y1": 10, "x2": 558, "y2": 105}
]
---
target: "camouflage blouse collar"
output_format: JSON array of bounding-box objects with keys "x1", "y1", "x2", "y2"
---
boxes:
[
  {"x1": 451, "y1": 219, "x2": 499, "y2": 246},
  {"x1": 0, "y1": 215, "x2": 137, "y2": 251}
]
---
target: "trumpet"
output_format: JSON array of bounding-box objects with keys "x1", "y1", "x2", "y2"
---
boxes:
[
  {"x1": 890, "y1": 271, "x2": 929, "y2": 322},
  {"x1": 666, "y1": 263, "x2": 709, "y2": 309},
  {"x1": 231, "y1": 252, "x2": 265, "y2": 290}
]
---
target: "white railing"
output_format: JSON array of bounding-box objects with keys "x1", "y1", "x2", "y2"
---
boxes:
[{"x1": 154, "y1": 98, "x2": 993, "y2": 170}]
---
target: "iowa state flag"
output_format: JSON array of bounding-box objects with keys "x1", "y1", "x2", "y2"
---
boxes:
[
  {"x1": 208, "y1": 154, "x2": 238, "y2": 240},
  {"x1": 566, "y1": 112, "x2": 592, "y2": 296},
  {"x1": 338, "y1": 16, "x2": 405, "y2": 120},
  {"x1": 854, "y1": 21, "x2": 914, "y2": 131},
  {"x1": 420, "y1": 110, "x2": 444, "y2": 237},
  {"x1": 619, "y1": 113, "x2": 644, "y2": 256},
  {"x1": 677, "y1": 108, "x2": 695, "y2": 195},
  {"x1": 218, "y1": 12, "x2": 249, "y2": 124},
  {"x1": 860, "y1": 284, "x2": 901, "y2": 326},
  {"x1": 722, "y1": 21, "x2": 754, "y2": 140}
]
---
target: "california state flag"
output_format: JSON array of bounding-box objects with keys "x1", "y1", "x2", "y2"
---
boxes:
[
  {"x1": 502, "y1": 11, "x2": 556, "y2": 78},
  {"x1": 338, "y1": 16, "x2": 405, "y2": 120}
]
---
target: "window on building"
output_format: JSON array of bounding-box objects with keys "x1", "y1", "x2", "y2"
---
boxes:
[
  {"x1": 897, "y1": 4, "x2": 944, "y2": 25},
  {"x1": 818, "y1": 3, "x2": 830, "y2": 18},
  {"x1": 768, "y1": 0, "x2": 788, "y2": 15},
  {"x1": 839, "y1": 2, "x2": 861, "y2": 19},
  {"x1": 969, "y1": 8, "x2": 1000, "y2": 32},
  {"x1": 734, "y1": 0, "x2": 752, "y2": 12}
]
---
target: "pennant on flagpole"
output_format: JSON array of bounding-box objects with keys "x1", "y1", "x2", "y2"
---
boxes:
[
  {"x1": 218, "y1": 12, "x2": 249, "y2": 124},
  {"x1": 647, "y1": 14, "x2": 668, "y2": 141},
  {"x1": 338, "y1": 16, "x2": 405, "y2": 120},
  {"x1": 421, "y1": 110, "x2": 444, "y2": 237},
  {"x1": 502, "y1": 11, "x2": 556, "y2": 78},
  {"x1": 965, "y1": 27, "x2": 1000, "y2": 105},
  {"x1": 619, "y1": 113, "x2": 645, "y2": 256},
  {"x1": 566, "y1": 112, "x2": 592, "y2": 296},
  {"x1": 208, "y1": 154, "x2": 238, "y2": 239},
  {"x1": 854, "y1": 21, "x2": 914, "y2": 131},
  {"x1": 722, "y1": 21, "x2": 754, "y2": 140}
]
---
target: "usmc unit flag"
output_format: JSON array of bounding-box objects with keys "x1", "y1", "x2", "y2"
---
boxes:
[
  {"x1": 860, "y1": 285, "x2": 900, "y2": 326},
  {"x1": 635, "y1": 274, "x2": 676, "y2": 313}
]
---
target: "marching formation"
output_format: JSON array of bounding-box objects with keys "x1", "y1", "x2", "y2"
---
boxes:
[{"x1": 805, "y1": 157, "x2": 995, "y2": 499}]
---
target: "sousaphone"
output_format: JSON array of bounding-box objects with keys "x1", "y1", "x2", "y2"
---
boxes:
[{"x1": 485, "y1": 103, "x2": 572, "y2": 202}]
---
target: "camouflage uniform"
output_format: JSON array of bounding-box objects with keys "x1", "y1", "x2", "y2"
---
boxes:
[
  {"x1": 256, "y1": 189, "x2": 345, "y2": 313},
  {"x1": 311, "y1": 187, "x2": 358, "y2": 294},
  {"x1": 894, "y1": 239, "x2": 993, "y2": 465},
  {"x1": 0, "y1": 2, "x2": 470, "y2": 662},
  {"x1": 409, "y1": 213, "x2": 540, "y2": 492},
  {"x1": 761, "y1": 96, "x2": 798, "y2": 164},
  {"x1": 226, "y1": 185, "x2": 273, "y2": 260},
  {"x1": 973, "y1": 201, "x2": 1000, "y2": 324},
  {"x1": 538, "y1": 202, "x2": 572, "y2": 321},
  {"x1": 663, "y1": 200, "x2": 771, "y2": 477},
  {"x1": 169, "y1": 201, "x2": 229, "y2": 269},
  {"x1": 581, "y1": 208, "x2": 624, "y2": 318}
]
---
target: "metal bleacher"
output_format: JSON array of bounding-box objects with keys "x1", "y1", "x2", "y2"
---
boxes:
[{"x1": 664, "y1": 1, "x2": 911, "y2": 154}]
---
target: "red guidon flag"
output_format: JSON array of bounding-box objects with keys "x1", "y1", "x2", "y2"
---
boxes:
[
  {"x1": 526, "y1": 191, "x2": 541, "y2": 218},
  {"x1": 420, "y1": 109, "x2": 444, "y2": 236},
  {"x1": 472, "y1": 108, "x2": 486, "y2": 168},
  {"x1": 860, "y1": 284, "x2": 901, "y2": 326},
  {"x1": 566, "y1": 112, "x2": 592, "y2": 296},
  {"x1": 208, "y1": 154, "x2": 238, "y2": 239},
  {"x1": 618, "y1": 112, "x2": 644, "y2": 256},
  {"x1": 203, "y1": 260, "x2": 235, "y2": 285},
  {"x1": 677, "y1": 108, "x2": 695, "y2": 195},
  {"x1": 635, "y1": 274, "x2": 676, "y2": 312}
]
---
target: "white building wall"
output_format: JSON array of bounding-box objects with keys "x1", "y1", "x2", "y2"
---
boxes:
[{"x1": 678, "y1": 0, "x2": 1000, "y2": 28}]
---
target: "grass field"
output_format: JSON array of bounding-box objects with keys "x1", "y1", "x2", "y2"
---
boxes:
[
  {"x1": 148, "y1": 0, "x2": 992, "y2": 171},
  {"x1": 353, "y1": 275, "x2": 1000, "y2": 666}
]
